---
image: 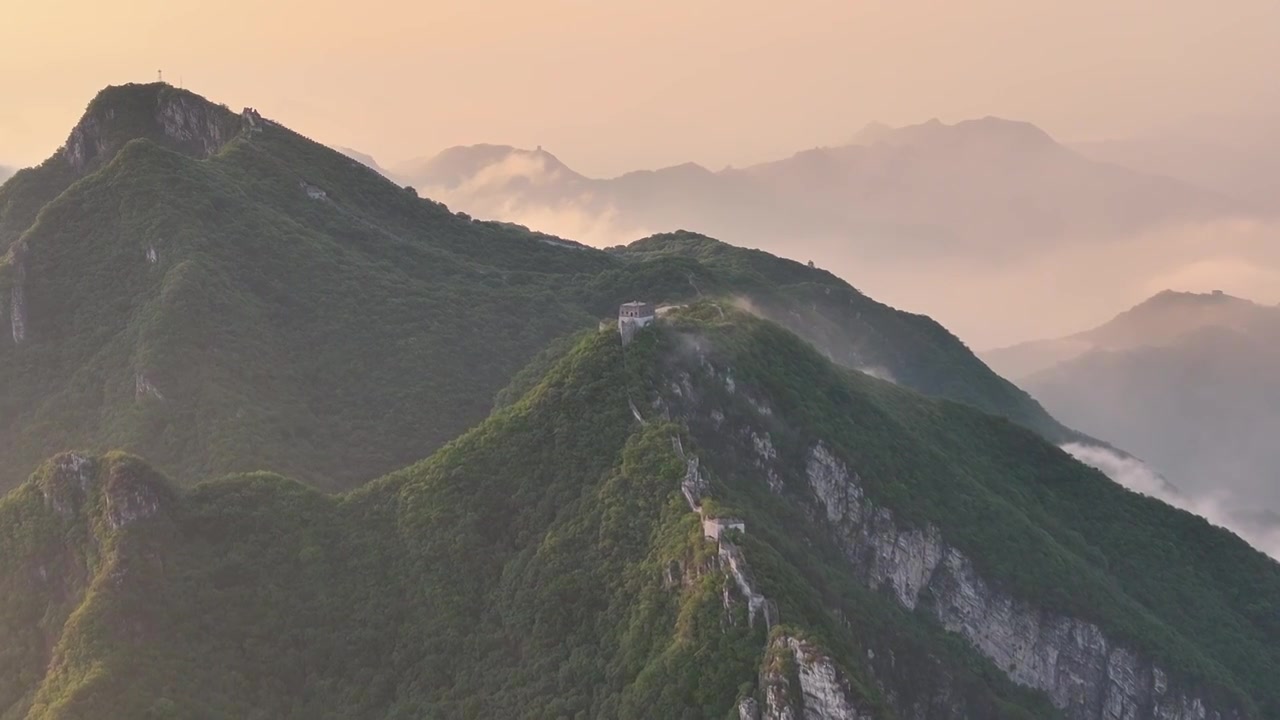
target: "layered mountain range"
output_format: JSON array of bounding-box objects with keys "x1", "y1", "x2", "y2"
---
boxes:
[
  {"x1": 1, "y1": 83, "x2": 1276, "y2": 720},
  {"x1": 0, "y1": 84, "x2": 1066, "y2": 493},
  {"x1": 340, "y1": 117, "x2": 1279, "y2": 348},
  {"x1": 375, "y1": 117, "x2": 1242, "y2": 257},
  {"x1": 987, "y1": 291, "x2": 1280, "y2": 531},
  {"x1": 1071, "y1": 114, "x2": 1280, "y2": 208}
]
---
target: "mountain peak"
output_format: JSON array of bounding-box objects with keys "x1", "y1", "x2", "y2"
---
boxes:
[
  {"x1": 1085, "y1": 289, "x2": 1262, "y2": 343},
  {"x1": 62, "y1": 82, "x2": 242, "y2": 172},
  {"x1": 850, "y1": 120, "x2": 894, "y2": 145},
  {"x1": 400, "y1": 143, "x2": 582, "y2": 189},
  {"x1": 1140, "y1": 288, "x2": 1247, "y2": 307},
  {"x1": 957, "y1": 116, "x2": 1055, "y2": 144},
  {"x1": 983, "y1": 289, "x2": 1271, "y2": 379},
  {"x1": 849, "y1": 116, "x2": 1057, "y2": 150}
]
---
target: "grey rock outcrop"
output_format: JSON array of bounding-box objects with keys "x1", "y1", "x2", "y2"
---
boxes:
[
  {"x1": 760, "y1": 633, "x2": 872, "y2": 720},
  {"x1": 9, "y1": 242, "x2": 26, "y2": 344},
  {"x1": 134, "y1": 372, "x2": 164, "y2": 400},
  {"x1": 155, "y1": 93, "x2": 233, "y2": 157},
  {"x1": 64, "y1": 86, "x2": 239, "y2": 173},
  {"x1": 39, "y1": 453, "x2": 95, "y2": 517},
  {"x1": 720, "y1": 539, "x2": 775, "y2": 629},
  {"x1": 804, "y1": 442, "x2": 1242, "y2": 720}
]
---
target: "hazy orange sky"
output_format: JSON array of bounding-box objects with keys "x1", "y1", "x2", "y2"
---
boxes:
[{"x1": 3, "y1": 0, "x2": 1279, "y2": 175}]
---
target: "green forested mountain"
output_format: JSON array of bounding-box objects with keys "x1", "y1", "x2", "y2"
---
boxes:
[
  {"x1": 5, "y1": 83, "x2": 1270, "y2": 720},
  {"x1": 1, "y1": 308, "x2": 1275, "y2": 720},
  {"x1": 0, "y1": 82, "x2": 1066, "y2": 493}
]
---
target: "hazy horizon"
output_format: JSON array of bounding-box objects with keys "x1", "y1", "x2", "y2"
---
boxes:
[
  {"x1": 5, "y1": 0, "x2": 1280, "y2": 175},
  {"x1": 6, "y1": 1, "x2": 1280, "y2": 349},
  {"x1": 6, "y1": 8, "x2": 1280, "y2": 710}
]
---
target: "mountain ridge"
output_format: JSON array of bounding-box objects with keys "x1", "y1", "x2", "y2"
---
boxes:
[
  {"x1": 1, "y1": 83, "x2": 1278, "y2": 720},
  {"x1": 388, "y1": 117, "x2": 1241, "y2": 265},
  {"x1": 1, "y1": 306, "x2": 1276, "y2": 718},
  {"x1": 0, "y1": 83, "x2": 1074, "y2": 494}
]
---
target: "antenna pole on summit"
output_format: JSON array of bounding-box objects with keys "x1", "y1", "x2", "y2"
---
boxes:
[{"x1": 158, "y1": 69, "x2": 163, "y2": 83}]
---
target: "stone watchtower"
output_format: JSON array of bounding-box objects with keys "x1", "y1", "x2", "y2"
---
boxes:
[{"x1": 618, "y1": 301, "x2": 656, "y2": 346}]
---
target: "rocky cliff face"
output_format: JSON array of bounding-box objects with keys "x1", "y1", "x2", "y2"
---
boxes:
[
  {"x1": 803, "y1": 442, "x2": 1242, "y2": 720},
  {"x1": 719, "y1": 539, "x2": 775, "y2": 628},
  {"x1": 8, "y1": 242, "x2": 26, "y2": 344},
  {"x1": 36, "y1": 451, "x2": 168, "y2": 532},
  {"x1": 38, "y1": 453, "x2": 96, "y2": 517},
  {"x1": 102, "y1": 459, "x2": 166, "y2": 530},
  {"x1": 649, "y1": 331, "x2": 1252, "y2": 719},
  {"x1": 64, "y1": 84, "x2": 240, "y2": 173},
  {"x1": 752, "y1": 634, "x2": 873, "y2": 720},
  {"x1": 134, "y1": 371, "x2": 164, "y2": 400}
]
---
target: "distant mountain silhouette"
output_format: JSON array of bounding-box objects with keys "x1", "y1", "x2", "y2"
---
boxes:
[
  {"x1": 332, "y1": 146, "x2": 396, "y2": 179},
  {"x1": 393, "y1": 118, "x2": 1242, "y2": 254},
  {"x1": 984, "y1": 289, "x2": 1273, "y2": 378},
  {"x1": 1072, "y1": 114, "x2": 1280, "y2": 207},
  {"x1": 987, "y1": 290, "x2": 1280, "y2": 516}
]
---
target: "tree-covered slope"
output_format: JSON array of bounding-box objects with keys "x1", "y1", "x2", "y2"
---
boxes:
[
  {"x1": 2, "y1": 309, "x2": 1275, "y2": 720},
  {"x1": 613, "y1": 232, "x2": 1072, "y2": 440},
  {"x1": 0, "y1": 85, "x2": 611, "y2": 491},
  {"x1": 0, "y1": 83, "x2": 1070, "y2": 493}
]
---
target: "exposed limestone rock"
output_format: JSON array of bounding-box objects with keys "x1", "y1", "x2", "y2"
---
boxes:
[
  {"x1": 135, "y1": 372, "x2": 164, "y2": 400},
  {"x1": 64, "y1": 88, "x2": 237, "y2": 172},
  {"x1": 720, "y1": 540, "x2": 776, "y2": 629},
  {"x1": 39, "y1": 453, "x2": 95, "y2": 517},
  {"x1": 37, "y1": 454, "x2": 165, "y2": 531},
  {"x1": 241, "y1": 107, "x2": 263, "y2": 132},
  {"x1": 930, "y1": 551, "x2": 1236, "y2": 720},
  {"x1": 749, "y1": 429, "x2": 784, "y2": 493},
  {"x1": 156, "y1": 94, "x2": 234, "y2": 157},
  {"x1": 65, "y1": 114, "x2": 103, "y2": 171},
  {"x1": 763, "y1": 660, "x2": 800, "y2": 720},
  {"x1": 752, "y1": 431, "x2": 777, "y2": 463},
  {"x1": 739, "y1": 696, "x2": 762, "y2": 720},
  {"x1": 103, "y1": 462, "x2": 164, "y2": 530},
  {"x1": 537, "y1": 236, "x2": 590, "y2": 251},
  {"x1": 146, "y1": 245, "x2": 158, "y2": 264},
  {"x1": 759, "y1": 634, "x2": 871, "y2": 720},
  {"x1": 803, "y1": 442, "x2": 1244, "y2": 720},
  {"x1": 746, "y1": 395, "x2": 774, "y2": 416},
  {"x1": 629, "y1": 398, "x2": 646, "y2": 424},
  {"x1": 806, "y1": 444, "x2": 944, "y2": 609},
  {"x1": 680, "y1": 451, "x2": 710, "y2": 511},
  {"x1": 787, "y1": 636, "x2": 874, "y2": 720},
  {"x1": 671, "y1": 370, "x2": 695, "y2": 400},
  {"x1": 9, "y1": 241, "x2": 28, "y2": 344}
]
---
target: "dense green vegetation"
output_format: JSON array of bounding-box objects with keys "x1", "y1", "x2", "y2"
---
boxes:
[
  {"x1": 614, "y1": 234, "x2": 1072, "y2": 440},
  {"x1": 0, "y1": 83, "x2": 1070, "y2": 494},
  {"x1": 657, "y1": 305, "x2": 1279, "y2": 716},
  {"x1": 2, "y1": 311, "x2": 1275, "y2": 718},
  {"x1": 0, "y1": 321, "x2": 1054, "y2": 719},
  {"x1": 5, "y1": 83, "x2": 1271, "y2": 720}
]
